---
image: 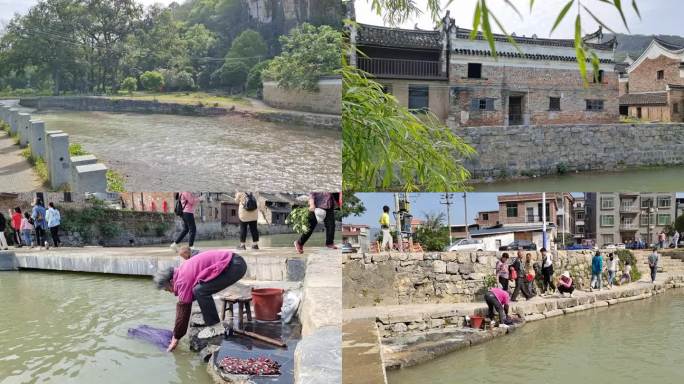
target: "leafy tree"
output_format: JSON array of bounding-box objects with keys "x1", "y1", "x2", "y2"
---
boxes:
[
  {"x1": 414, "y1": 212, "x2": 449, "y2": 251},
  {"x1": 245, "y1": 59, "x2": 272, "y2": 93},
  {"x1": 121, "y1": 77, "x2": 137, "y2": 94},
  {"x1": 160, "y1": 69, "x2": 195, "y2": 91},
  {"x1": 140, "y1": 71, "x2": 164, "y2": 92},
  {"x1": 265, "y1": 23, "x2": 342, "y2": 91},
  {"x1": 342, "y1": 65, "x2": 474, "y2": 191},
  {"x1": 675, "y1": 215, "x2": 684, "y2": 234},
  {"x1": 211, "y1": 61, "x2": 249, "y2": 89},
  {"x1": 338, "y1": 194, "x2": 366, "y2": 220},
  {"x1": 226, "y1": 29, "x2": 268, "y2": 69}
]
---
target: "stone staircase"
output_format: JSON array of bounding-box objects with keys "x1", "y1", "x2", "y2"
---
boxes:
[{"x1": 634, "y1": 252, "x2": 684, "y2": 282}]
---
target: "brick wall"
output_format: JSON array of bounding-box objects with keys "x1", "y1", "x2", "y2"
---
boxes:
[
  {"x1": 456, "y1": 123, "x2": 684, "y2": 179},
  {"x1": 629, "y1": 56, "x2": 684, "y2": 93},
  {"x1": 449, "y1": 63, "x2": 619, "y2": 126}
]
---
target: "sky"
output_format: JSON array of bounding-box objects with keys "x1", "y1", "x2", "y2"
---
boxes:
[
  {"x1": 354, "y1": 0, "x2": 682, "y2": 38},
  {"x1": 346, "y1": 192, "x2": 684, "y2": 228}
]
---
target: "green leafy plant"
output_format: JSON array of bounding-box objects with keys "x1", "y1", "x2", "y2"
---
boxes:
[
  {"x1": 140, "y1": 71, "x2": 165, "y2": 92},
  {"x1": 121, "y1": 77, "x2": 138, "y2": 94},
  {"x1": 106, "y1": 170, "x2": 126, "y2": 192},
  {"x1": 342, "y1": 65, "x2": 475, "y2": 191},
  {"x1": 615, "y1": 249, "x2": 641, "y2": 282},
  {"x1": 69, "y1": 143, "x2": 89, "y2": 156},
  {"x1": 483, "y1": 274, "x2": 498, "y2": 289},
  {"x1": 413, "y1": 212, "x2": 450, "y2": 251},
  {"x1": 286, "y1": 207, "x2": 312, "y2": 235}
]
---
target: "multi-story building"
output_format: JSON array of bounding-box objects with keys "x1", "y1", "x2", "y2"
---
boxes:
[
  {"x1": 475, "y1": 210, "x2": 499, "y2": 227},
  {"x1": 496, "y1": 193, "x2": 574, "y2": 231},
  {"x1": 573, "y1": 197, "x2": 586, "y2": 243},
  {"x1": 619, "y1": 38, "x2": 684, "y2": 122},
  {"x1": 351, "y1": 15, "x2": 618, "y2": 127},
  {"x1": 585, "y1": 192, "x2": 676, "y2": 246}
]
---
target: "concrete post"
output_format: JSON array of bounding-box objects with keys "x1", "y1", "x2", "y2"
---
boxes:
[
  {"x1": 17, "y1": 112, "x2": 30, "y2": 146},
  {"x1": 29, "y1": 120, "x2": 47, "y2": 160},
  {"x1": 8, "y1": 109, "x2": 19, "y2": 135},
  {"x1": 45, "y1": 131, "x2": 71, "y2": 189},
  {"x1": 70, "y1": 154, "x2": 98, "y2": 188},
  {"x1": 73, "y1": 163, "x2": 108, "y2": 193}
]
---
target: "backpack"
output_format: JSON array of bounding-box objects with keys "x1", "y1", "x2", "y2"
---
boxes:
[
  {"x1": 243, "y1": 193, "x2": 257, "y2": 211},
  {"x1": 174, "y1": 195, "x2": 186, "y2": 217}
]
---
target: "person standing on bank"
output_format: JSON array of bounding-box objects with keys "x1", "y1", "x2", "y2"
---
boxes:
[
  {"x1": 10, "y1": 208, "x2": 22, "y2": 247},
  {"x1": 171, "y1": 192, "x2": 199, "y2": 252},
  {"x1": 495, "y1": 253, "x2": 510, "y2": 291},
  {"x1": 46, "y1": 202, "x2": 61, "y2": 248},
  {"x1": 590, "y1": 251, "x2": 603, "y2": 291},
  {"x1": 294, "y1": 192, "x2": 339, "y2": 254},
  {"x1": 511, "y1": 249, "x2": 531, "y2": 301},
  {"x1": 672, "y1": 230, "x2": 679, "y2": 249},
  {"x1": 0, "y1": 212, "x2": 9, "y2": 250},
  {"x1": 648, "y1": 248, "x2": 659, "y2": 283},
  {"x1": 154, "y1": 249, "x2": 247, "y2": 352},
  {"x1": 235, "y1": 192, "x2": 259, "y2": 250},
  {"x1": 31, "y1": 198, "x2": 48, "y2": 249},
  {"x1": 379, "y1": 205, "x2": 393, "y2": 251},
  {"x1": 607, "y1": 253, "x2": 619, "y2": 289},
  {"x1": 540, "y1": 248, "x2": 554, "y2": 296}
]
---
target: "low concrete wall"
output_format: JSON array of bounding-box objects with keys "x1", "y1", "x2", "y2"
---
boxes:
[
  {"x1": 263, "y1": 78, "x2": 341, "y2": 116},
  {"x1": 0, "y1": 251, "x2": 19, "y2": 270},
  {"x1": 456, "y1": 123, "x2": 684, "y2": 179},
  {"x1": 294, "y1": 250, "x2": 342, "y2": 384}
]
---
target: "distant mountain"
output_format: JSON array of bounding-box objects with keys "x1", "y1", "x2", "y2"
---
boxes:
[{"x1": 608, "y1": 33, "x2": 684, "y2": 62}]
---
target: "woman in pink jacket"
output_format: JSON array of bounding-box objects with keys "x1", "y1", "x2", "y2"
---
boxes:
[
  {"x1": 154, "y1": 249, "x2": 247, "y2": 352},
  {"x1": 171, "y1": 192, "x2": 200, "y2": 251}
]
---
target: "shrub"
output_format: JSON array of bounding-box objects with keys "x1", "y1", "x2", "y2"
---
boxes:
[
  {"x1": 615, "y1": 249, "x2": 641, "y2": 282},
  {"x1": 121, "y1": 77, "x2": 138, "y2": 94},
  {"x1": 69, "y1": 143, "x2": 90, "y2": 156},
  {"x1": 160, "y1": 69, "x2": 195, "y2": 91},
  {"x1": 211, "y1": 61, "x2": 249, "y2": 89},
  {"x1": 106, "y1": 170, "x2": 126, "y2": 192},
  {"x1": 140, "y1": 71, "x2": 165, "y2": 92},
  {"x1": 246, "y1": 59, "x2": 272, "y2": 94}
]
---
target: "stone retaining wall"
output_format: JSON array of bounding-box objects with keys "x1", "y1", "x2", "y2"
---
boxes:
[
  {"x1": 343, "y1": 250, "x2": 606, "y2": 308},
  {"x1": 457, "y1": 123, "x2": 684, "y2": 179},
  {"x1": 262, "y1": 78, "x2": 341, "y2": 115}
]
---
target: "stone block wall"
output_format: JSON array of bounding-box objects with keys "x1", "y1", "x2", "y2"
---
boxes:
[
  {"x1": 455, "y1": 123, "x2": 684, "y2": 179},
  {"x1": 343, "y1": 250, "x2": 608, "y2": 308},
  {"x1": 262, "y1": 77, "x2": 341, "y2": 115}
]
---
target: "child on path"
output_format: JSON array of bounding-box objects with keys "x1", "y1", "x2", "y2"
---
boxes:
[
  {"x1": 20, "y1": 212, "x2": 34, "y2": 248},
  {"x1": 379, "y1": 205, "x2": 393, "y2": 251},
  {"x1": 620, "y1": 261, "x2": 632, "y2": 285},
  {"x1": 607, "y1": 253, "x2": 619, "y2": 289}
]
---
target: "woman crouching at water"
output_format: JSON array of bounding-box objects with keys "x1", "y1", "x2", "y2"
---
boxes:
[
  {"x1": 556, "y1": 271, "x2": 575, "y2": 297},
  {"x1": 154, "y1": 249, "x2": 247, "y2": 352},
  {"x1": 484, "y1": 287, "x2": 512, "y2": 326}
]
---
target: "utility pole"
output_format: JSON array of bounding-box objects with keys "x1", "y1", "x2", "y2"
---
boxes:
[
  {"x1": 441, "y1": 193, "x2": 454, "y2": 246},
  {"x1": 463, "y1": 192, "x2": 469, "y2": 239},
  {"x1": 394, "y1": 193, "x2": 402, "y2": 253}
]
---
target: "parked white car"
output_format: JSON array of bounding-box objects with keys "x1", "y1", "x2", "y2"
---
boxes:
[{"x1": 448, "y1": 238, "x2": 486, "y2": 252}]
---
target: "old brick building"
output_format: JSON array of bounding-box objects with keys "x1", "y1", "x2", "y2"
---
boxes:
[
  {"x1": 619, "y1": 38, "x2": 684, "y2": 122},
  {"x1": 351, "y1": 14, "x2": 619, "y2": 127}
]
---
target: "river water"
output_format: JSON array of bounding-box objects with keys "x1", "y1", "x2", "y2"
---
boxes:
[
  {"x1": 472, "y1": 167, "x2": 684, "y2": 192},
  {"x1": 0, "y1": 271, "x2": 212, "y2": 384},
  {"x1": 5, "y1": 101, "x2": 340, "y2": 192},
  {"x1": 388, "y1": 289, "x2": 684, "y2": 384}
]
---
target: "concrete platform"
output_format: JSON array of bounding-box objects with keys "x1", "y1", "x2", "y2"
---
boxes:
[{"x1": 10, "y1": 246, "x2": 308, "y2": 281}]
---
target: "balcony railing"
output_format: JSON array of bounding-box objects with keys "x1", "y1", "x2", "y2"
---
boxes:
[
  {"x1": 619, "y1": 223, "x2": 638, "y2": 231},
  {"x1": 357, "y1": 57, "x2": 445, "y2": 79},
  {"x1": 620, "y1": 205, "x2": 639, "y2": 213}
]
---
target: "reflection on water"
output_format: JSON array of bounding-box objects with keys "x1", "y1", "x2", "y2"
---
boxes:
[
  {"x1": 388, "y1": 290, "x2": 684, "y2": 384},
  {"x1": 0, "y1": 271, "x2": 212, "y2": 384},
  {"x1": 21, "y1": 107, "x2": 340, "y2": 192},
  {"x1": 472, "y1": 167, "x2": 684, "y2": 192}
]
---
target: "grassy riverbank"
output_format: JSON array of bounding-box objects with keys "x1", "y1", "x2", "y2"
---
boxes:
[{"x1": 110, "y1": 91, "x2": 252, "y2": 108}]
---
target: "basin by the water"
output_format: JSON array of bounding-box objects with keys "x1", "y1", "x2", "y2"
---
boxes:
[
  {"x1": 6, "y1": 101, "x2": 340, "y2": 192},
  {"x1": 0, "y1": 271, "x2": 212, "y2": 383},
  {"x1": 388, "y1": 289, "x2": 684, "y2": 383}
]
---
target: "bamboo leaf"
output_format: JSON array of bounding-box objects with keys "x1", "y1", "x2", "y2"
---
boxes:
[
  {"x1": 575, "y1": 15, "x2": 588, "y2": 86},
  {"x1": 613, "y1": 0, "x2": 630, "y2": 32},
  {"x1": 471, "y1": 1, "x2": 481, "y2": 39},
  {"x1": 480, "y1": 0, "x2": 498, "y2": 58},
  {"x1": 632, "y1": 0, "x2": 641, "y2": 18},
  {"x1": 551, "y1": 0, "x2": 574, "y2": 34},
  {"x1": 581, "y1": 4, "x2": 615, "y2": 34}
]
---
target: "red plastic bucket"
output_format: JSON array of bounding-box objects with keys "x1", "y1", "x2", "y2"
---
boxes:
[
  {"x1": 251, "y1": 288, "x2": 284, "y2": 321},
  {"x1": 470, "y1": 315, "x2": 484, "y2": 329}
]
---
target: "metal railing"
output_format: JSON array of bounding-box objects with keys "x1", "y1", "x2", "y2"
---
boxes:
[
  {"x1": 357, "y1": 57, "x2": 445, "y2": 79},
  {"x1": 619, "y1": 205, "x2": 639, "y2": 213},
  {"x1": 619, "y1": 223, "x2": 639, "y2": 230}
]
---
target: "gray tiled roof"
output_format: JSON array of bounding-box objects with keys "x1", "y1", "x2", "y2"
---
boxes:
[
  {"x1": 357, "y1": 23, "x2": 442, "y2": 49},
  {"x1": 452, "y1": 48, "x2": 614, "y2": 63},
  {"x1": 619, "y1": 92, "x2": 668, "y2": 106},
  {"x1": 454, "y1": 27, "x2": 617, "y2": 51}
]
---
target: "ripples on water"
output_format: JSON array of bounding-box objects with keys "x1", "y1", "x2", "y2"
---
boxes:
[
  {"x1": 388, "y1": 289, "x2": 684, "y2": 384},
  {"x1": 28, "y1": 109, "x2": 340, "y2": 192},
  {"x1": 0, "y1": 272, "x2": 212, "y2": 384}
]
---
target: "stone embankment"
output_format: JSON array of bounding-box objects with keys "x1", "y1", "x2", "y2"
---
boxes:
[
  {"x1": 19, "y1": 96, "x2": 340, "y2": 130},
  {"x1": 342, "y1": 250, "x2": 684, "y2": 382},
  {"x1": 0, "y1": 103, "x2": 107, "y2": 191},
  {"x1": 456, "y1": 123, "x2": 684, "y2": 179}
]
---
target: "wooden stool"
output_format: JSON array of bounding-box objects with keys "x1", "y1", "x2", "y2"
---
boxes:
[{"x1": 219, "y1": 294, "x2": 252, "y2": 323}]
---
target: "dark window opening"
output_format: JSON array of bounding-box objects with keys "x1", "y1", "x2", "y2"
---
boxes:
[
  {"x1": 470, "y1": 98, "x2": 495, "y2": 111},
  {"x1": 408, "y1": 85, "x2": 429, "y2": 112},
  {"x1": 506, "y1": 203, "x2": 518, "y2": 217},
  {"x1": 625, "y1": 82, "x2": 629, "y2": 93},
  {"x1": 674, "y1": 103, "x2": 679, "y2": 113},
  {"x1": 593, "y1": 70, "x2": 604, "y2": 83},
  {"x1": 382, "y1": 84, "x2": 393, "y2": 94},
  {"x1": 63, "y1": 192, "x2": 72, "y2": 202},
  {"x1": 637, "y1": 107, "x2": 642, "y2": 119},
  {"x1": 586, "y1": 99, "x2": 604, "y2": 111},
  {"x1": 657, "y1": 70, "x2": 665, "y2": 80},
  {"x1": 549, "y1": 97, "x2": 561, "y2": 111},
  {"x1": 482, "y1": 213, "x2": 489, "y2": 220},
  {"x1": 467, "y1": 63, "x2": 482, "y2": 79}
]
